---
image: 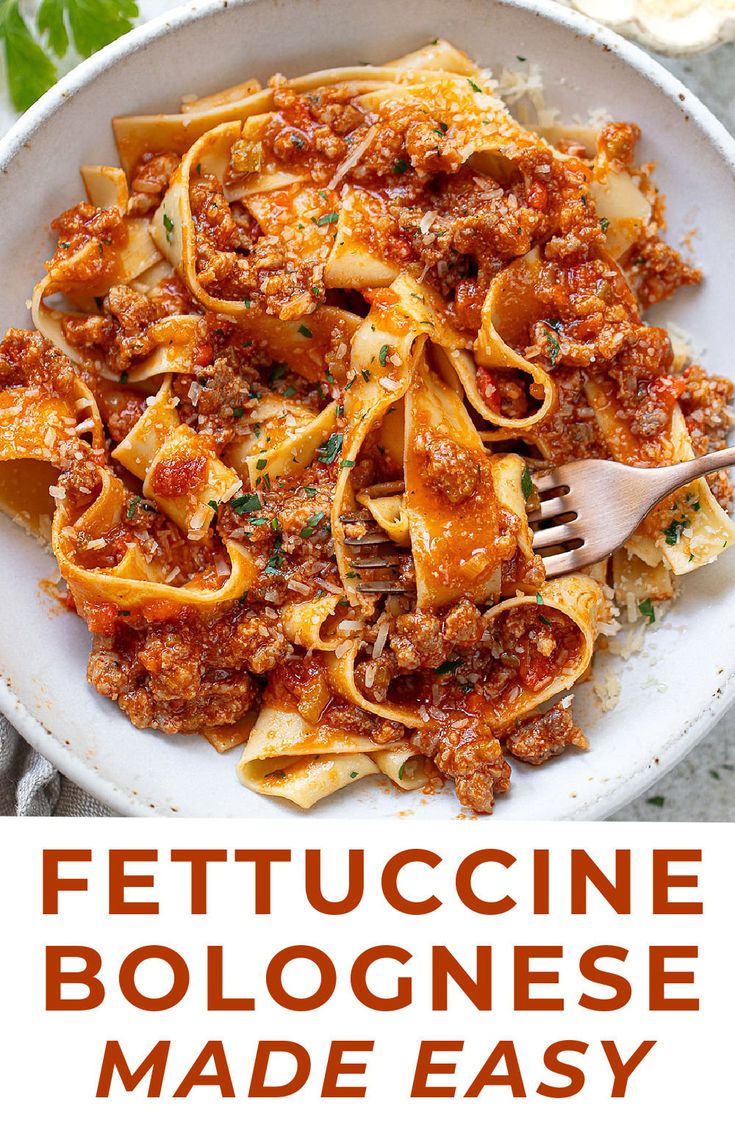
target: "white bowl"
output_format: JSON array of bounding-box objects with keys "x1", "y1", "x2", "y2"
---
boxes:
[{"x1": 1, "y1": 0, "x2": 734, "y2": 819}]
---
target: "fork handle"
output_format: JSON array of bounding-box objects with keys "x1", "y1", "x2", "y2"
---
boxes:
[{"x1": 648, "y1": 443, "x2": 735, "y2": 501}]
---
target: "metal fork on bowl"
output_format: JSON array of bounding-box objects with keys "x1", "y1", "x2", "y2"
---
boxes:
[{"x1": 341, "y1": 448, "x2": 735, "y2": 593}]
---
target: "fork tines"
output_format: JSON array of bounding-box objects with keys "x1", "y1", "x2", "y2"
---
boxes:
[{"x1": 339, "y1": 514, "x2": 408, "y2": 594}]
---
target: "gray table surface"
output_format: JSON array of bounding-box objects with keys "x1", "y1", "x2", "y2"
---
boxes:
[{"x1": 1, "y1": 32, "x2": 734, "y2": 820}]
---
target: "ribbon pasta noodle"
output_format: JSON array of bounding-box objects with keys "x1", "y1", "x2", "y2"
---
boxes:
[{"x1": 0, "y1": 41, "x2": 731, "y2": 812}]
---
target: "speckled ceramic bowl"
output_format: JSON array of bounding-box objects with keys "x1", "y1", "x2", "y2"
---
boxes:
[{"x1": 1, "y1": 0, "x2": 735, "y2": 818}]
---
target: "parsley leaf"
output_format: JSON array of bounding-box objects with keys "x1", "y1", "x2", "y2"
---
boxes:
[
  {"x1": 1, "y1": 3, "x2": 57, "y2": 111},
  {"x1": 316, "y1": 432, "x2": 343, "y2": 465},
  {"x1": 40, "y1": 0, "x2": 138, "y2": 59},
  {"x1": 315, "y1": 211, "x2": 339, "y2": 226},
  {"x1": 300, "y1": 510, "x2": 325, "y2": 539},
  {"x1": 521, "y1": 465, "x2": 533, "y2": 501},
  {"x1": 543, "y1": 323, "x2": 561, "y2": 366},
  {"x1": 1, "y1": 1, "x2": 139, "y2": 112},
  {"x1": 662, "y1": 516, "x2": 689, "y2": 546},
  {"x1": 379, "y1": 344, "x2": 390, "y2": 367},
  {"x1": 435, "y1": 660, "x2": 462, "y2": 675},
  {"x1": 231, "y1": 493, "x2": 261, "y2": 515},
  {"x1": 638, "y1": 598, "x2": 655, "y2": 624},
  {"x1": 600, "y1": 216, "x2": 610, "y2": 233}
]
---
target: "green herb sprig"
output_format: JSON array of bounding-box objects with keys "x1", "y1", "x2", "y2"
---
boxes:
[{"x1": 1, "y1": 1, "x2": 139, "y2": 112}]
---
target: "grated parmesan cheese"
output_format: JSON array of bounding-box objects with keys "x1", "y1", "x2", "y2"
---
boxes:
[{"x1": 372, "y1": 621, "x2": 390, "y2": 660}]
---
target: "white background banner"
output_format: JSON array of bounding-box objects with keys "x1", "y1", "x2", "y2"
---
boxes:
[{"x1": 0, "y1": 820, "x2": 731, "y2": 1137}]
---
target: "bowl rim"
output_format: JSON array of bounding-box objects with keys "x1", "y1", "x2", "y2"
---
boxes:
[{"x1": 1, "y1": 0, "x2": 734, "y2": 818}]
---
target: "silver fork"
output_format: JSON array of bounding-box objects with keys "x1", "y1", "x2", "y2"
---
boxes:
[{"x1": 341, "y1": 447, "x2": 735, "y2": 592}]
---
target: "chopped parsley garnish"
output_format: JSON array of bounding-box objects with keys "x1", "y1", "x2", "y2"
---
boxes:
[
  {"x1": 467, "y1": 78, "x2": 482, "y2": 93},
  {"x1": 290, "y1": 132, "x2": 305, "y2": 148},
  {"x1": 163, "y1": 213, "x2": 174, "y2": 242},
  {"x1": 265, "y1": 530, "x2": 285, "y2": 574},
  {"x1": 340, "y1": 458, "x2": 355, "y2": 468},
  {"x1": 393, "y1": 158, "x2": 409, "y2": 174},
  {"x1": 304, "y1": 486, "x2": 317, "y2": 498},
  {"x1": 600, "y1": 217, "x2": 610, "y2": 233},
  {"x1": 126, "y1": 496, "x2": 140, "y2": 520},
  {"x1": 647, "y1": 795, "x2": 665, "y2": 807},
  {"x1": 379, "y1": 344, "x2": 390, "y2": 367},
  {"x1": 315, "y1": 211, "x2": 339, "y2": 226},
  {"x1": 207, "y1": 499, "x2": 219, "y2": 514},
  {"x1": 543, "y1": 324, "x2": 561, "y2": 366},
  {"x1": 232, "y1": 406, "x2": 244, "y2": 418},
  {"x1": 350, "y1": 771, "x2": 358, "y2": 779},
  {"x1": 298, "y1": 323, "x2": 312, "y2": 338},
  {"x1": 316, "y1": 432, "x2": 343, "y2": 465},
  {"x1": 361, "y1": 368, "x2": 371, "y2": 383},
  {"x1": 231, "y1": 492, "x2": 261, "y2": 515},
  {"x1": 283, "y1": 385, "x2": 297, "y2": 398},
  {"x1": 300, "y1": 510, "x2": 325, "y2": 539},
  {"x1": 662, "y1": 516, "x2": 689, "y2": 545},
  {"x1": 398, "y1": 761, "x2": 407, "y2": 781},
  {"x1": 435, "y1": 659, "x2": 461, "y2": 674},
  {"x1": 521, "y1": 464, "x2": 533, "y2": 501},
  {"x1": 638, "y1": 598, "x2": 655, "y2": 624},
  {"x1": 433, "y1": 121, "x2": 448, "y2": 136},
  {"x1": 119, "y1": 371, "x2": 128, "y2": 384},
  {"x1": 535, "y1": 593, "x2": 544, "y2": 604},
  {"x1": 256, "y1": 457, "x2": 268, "y2": 471},
  {"x1": 270, "y1": 362, "x2": 287, "y2": 383}
]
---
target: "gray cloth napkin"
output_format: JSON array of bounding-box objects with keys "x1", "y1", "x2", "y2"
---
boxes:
[{"x1": 0, "y1": 717, "x2": 113, "y2": 816}]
